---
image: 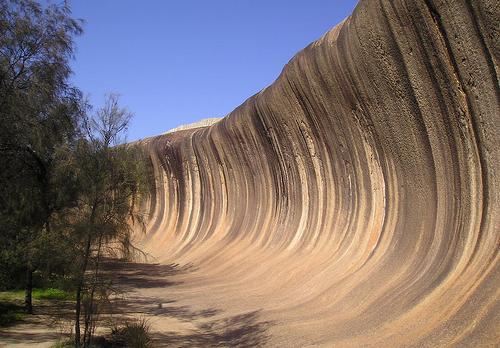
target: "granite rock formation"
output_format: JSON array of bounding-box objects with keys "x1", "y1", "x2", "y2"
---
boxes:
[{"x1": 136, "y1": 0, "x2": 499, "y2": 346}]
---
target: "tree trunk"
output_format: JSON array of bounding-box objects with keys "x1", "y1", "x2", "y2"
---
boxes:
[
  {"x1": 75, "y1": 233, "x2": 92, "y2": 348},
  {"x1": 24, "y1": 264, "x2": 33, "y2": 314},
  {"x1": 75, "y1": 281, "x2": 82, "y2": 348},
  {"x1": 83, "y1": 233, "x2": 104, "y2": 347}
]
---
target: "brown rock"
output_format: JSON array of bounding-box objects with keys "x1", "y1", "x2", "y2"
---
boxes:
[{"x1": 135, "y1": 0, "x2": 499, "y2": 346}]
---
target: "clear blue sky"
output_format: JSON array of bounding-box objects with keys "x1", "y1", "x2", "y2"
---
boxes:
[{"x1": 70, "y1": 1, "x2": 358, "y2": 141}]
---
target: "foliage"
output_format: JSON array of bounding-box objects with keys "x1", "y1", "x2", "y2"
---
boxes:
[
  {"x1": 0, "y1": 0, "x2": 85, "y2": 312},
  {"x1": 0, "y1": 0, "x2": 84, "y2": 227},
  {"x1": 70, "y1": 94, "x2": 151, "y2": 348},
  {"x1": 0, "y1": 3, "x2": 153, "y2": 345}
]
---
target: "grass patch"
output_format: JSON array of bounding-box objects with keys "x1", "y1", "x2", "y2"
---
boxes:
[
  {"x1": 32, "y1": 288, "x2": 73, "y2": 300},
  {"x1": 0, "y1": 289, "x2": 24, "y2": 302},
  {"x1": 0, "y1": 288, "x2": 73, "y2": 301},
  {"x1": 0, "y1": 288, "x2": 72, "y2": 328},
  {"x1": 0, "y1": 288, "x2": 74, "y2": 301},
  {"x1": 0, "y1": 288, "x2": 73, "y2": 330}
]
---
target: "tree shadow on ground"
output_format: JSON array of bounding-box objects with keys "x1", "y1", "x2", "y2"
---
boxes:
[
  {"x1": 100, "y1": 259, "x2": 197, "y2": 290},
  {"x1": 102, "y1": 259, "x2": 273, "y2": 347},
  {"x1": 1, "y1": 259, "x2": 274, "y2": 347},
  {"x1": 0, "y1": 330, "x2": 66, "y2": 344},
  {"x1": 112, "y1": 297, "x2": 272, "y2": 346},
  {"x1": 111, "y1": 295, "x2": 221, "y2": 321},
  {"x1": 0, "y1": 302, "x2": 72, "y2": 346},
  {"x1": 153, "y1": 310, "x2": 272, "y2": 348}
]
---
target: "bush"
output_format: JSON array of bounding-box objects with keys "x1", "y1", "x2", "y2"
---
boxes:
[{"x1": 109, "y1": 318, "x2": 153, "y2": 348}]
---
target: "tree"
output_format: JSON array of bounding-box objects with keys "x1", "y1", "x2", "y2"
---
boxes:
[
  {"x1": 0, "y1": 0, "x2": 84, "y2": 312},
  {"x1": 71, "y1": 94, "x2": 150, "y2": 348}
]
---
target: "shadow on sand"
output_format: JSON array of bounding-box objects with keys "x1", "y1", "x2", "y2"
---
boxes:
[
  {"x1": 101, "y1": 259, "x2": 195, "y2": 289},
  {"x1": 101, "y1": 259, "x2": 273, "y2": 347},
  {"x1": 154, "y1": 310, "x2": 272, "y2": 348}
]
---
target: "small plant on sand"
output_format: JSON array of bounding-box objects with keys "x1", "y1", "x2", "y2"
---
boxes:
[
  {"x1": 51, "y1": 339, "x2": 74, "y2": 348},
  {"x1": 109, "y1": 318, "x2": 153, "y2": 348}
]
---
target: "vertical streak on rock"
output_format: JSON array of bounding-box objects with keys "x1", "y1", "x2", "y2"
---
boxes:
[{"x1": 134, "y1": 0, "x2": 499, "y2": 346}]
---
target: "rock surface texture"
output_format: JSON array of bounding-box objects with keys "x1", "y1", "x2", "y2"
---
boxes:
[{"x1": 136, "y1": 0, "x2": 499, "y2": 346}]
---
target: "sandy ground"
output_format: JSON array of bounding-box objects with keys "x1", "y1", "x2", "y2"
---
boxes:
[
  {"x1": 0, "y1": 300, "x2": 72, "y2": 347},
  {"x1": 101, "y1": 260, "x2": 272, "y2": 347},
  {"x1": 0, "y1": 259, "x2": 270, "y2": 347}
]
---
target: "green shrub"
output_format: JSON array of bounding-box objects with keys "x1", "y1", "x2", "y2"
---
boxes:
[
  {"x1": 110, "y1": 318, "x2": 153, "y2": 348},
  {"x1": 32, "y1": 288, "x2": 73, "y2": 300}
]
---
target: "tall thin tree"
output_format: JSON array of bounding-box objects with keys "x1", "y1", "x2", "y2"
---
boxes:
[{"x1": 72, "y1": 94, "x2": 150, "y2": 348}]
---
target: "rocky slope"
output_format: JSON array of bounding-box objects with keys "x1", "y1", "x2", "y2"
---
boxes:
[{"x1": 136, "y1": 0, "x2": 499, "y2": 346}]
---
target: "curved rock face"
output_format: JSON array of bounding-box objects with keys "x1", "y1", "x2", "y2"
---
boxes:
[{"x1": 137, "y1": 0, "x2": 499, "y2": 346}]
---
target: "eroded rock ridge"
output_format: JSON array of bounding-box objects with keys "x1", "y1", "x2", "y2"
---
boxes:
[{"x1": 137, "y1": 1, "x2": 499, "y2": 346}]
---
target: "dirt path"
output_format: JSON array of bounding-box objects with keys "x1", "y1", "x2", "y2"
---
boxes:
[
  {"x1": 0, "y1": 259, "x2": 272, "y2": 347},
  {"x1": 102, "y1": 260, "x2": 272, "y2": 347},
  {"x1": 0, "y1": 300, "x2": 72, "y2": 348}
]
